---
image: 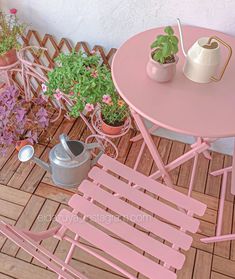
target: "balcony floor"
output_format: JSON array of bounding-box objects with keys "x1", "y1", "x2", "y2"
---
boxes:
[{"x1": 0, "y1": 115, "x2": 234, "y2": 279}]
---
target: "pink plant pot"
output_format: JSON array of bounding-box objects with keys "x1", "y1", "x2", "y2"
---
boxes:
[
  {"x1": 15, "y1": 139, "x2": 32, "y2": 152},
  {"x1": 146, "y1": 52, "x2": 179, "y2": 83},
  {"x1": 0, "y1": 49, "x2": 18, "y2": 67},
  {"x1": 101, "y1": 117, "x2": 125, "y2": 135}
]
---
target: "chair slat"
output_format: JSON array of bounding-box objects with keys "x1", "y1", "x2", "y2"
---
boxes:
[
  {"x1": 56, "y1": 209, "x2": 177, "y2": 279},
  {"x1": 98, "y1": 155, "x2": 206, "y2": 216},
  {"x1": 79, "y1": 180, "x2": 193, "y2": 250},
  {"x1": 89, "y1": 167, "x2": 200, "y2": 233},
  {"x1": 68, "y1": 194, "x2": 185, "y2": 269}
]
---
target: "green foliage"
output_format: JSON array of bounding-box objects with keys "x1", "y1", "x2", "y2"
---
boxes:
[
  {"x1": 45, "y1": 50, "x2": 129, "y2": 122},
  {"x1": 0, "y1": 10, "x2": 26, "y2": 56},
  {"x1": 101, "y1": 95, "x2": 129, "y2": 126},
  {"x1": 46, "y1": 50, "x2": 115, "y2": 117},
  {"x1": 150, "y1": 26, "x2": 179, "y2": 64}
]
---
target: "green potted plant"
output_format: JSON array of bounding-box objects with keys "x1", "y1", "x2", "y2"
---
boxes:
[
  {"x1": 146, "y1": 26, "x2": 179, "y2": 82},
  {"x1": 0, "y1": 9, "x2": 26, "y2": 66},
  {"x1": 100, "y1": 93, "x2": 130, "y2": 135},
  {"x1": 44, "y1": 50, "x2": 115, "y2": 117}
]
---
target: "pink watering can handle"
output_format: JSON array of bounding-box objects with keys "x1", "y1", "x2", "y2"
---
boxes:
[{"x1": 208, "y1": 36, "x2": 233, "y2": 82}]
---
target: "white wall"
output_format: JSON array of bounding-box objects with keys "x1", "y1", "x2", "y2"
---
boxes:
[{"x1": 2, "y1": 0, "x2": 235, "y2": 154}]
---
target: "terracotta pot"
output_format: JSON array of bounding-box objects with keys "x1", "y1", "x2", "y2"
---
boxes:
[
  {"x1": 101, "y1": 117, "x2": 125, "y2": 135},
  {"x1": 0, "y1": 49, "x2": 18, "y2": 67},
  {"x1": 15, "y1": 139, "x2": 32, "y2": 152},
  {"x1": 146, "y1": 51, "x2": 179, "y2": 82}
]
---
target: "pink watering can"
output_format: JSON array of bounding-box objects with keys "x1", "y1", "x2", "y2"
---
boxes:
[{"x1": 177, "y1": 18, "x2": 232, "y2": 83}]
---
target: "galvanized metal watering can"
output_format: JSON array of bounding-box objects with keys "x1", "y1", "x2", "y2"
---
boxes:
[
  {"x1": 177, "y1": 18, "x2": 232, "y2": 83},
  {"x1": 18, "y1": 134, "x2": 104, "y2": 188}
]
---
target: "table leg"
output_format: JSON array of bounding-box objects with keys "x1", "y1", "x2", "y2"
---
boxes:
[{"x1": 131, "y1": 109, "x2": 174, "y2": 187}]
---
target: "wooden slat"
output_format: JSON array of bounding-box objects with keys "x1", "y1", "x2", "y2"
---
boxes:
[
  {"x1": 0, "y1": 184, "x2": 31, "y2": 206},
  {"x1": 89, "y1": 167, "x2": 201, "y2": 232},
  {"x1": 212, "y1": 255, "x2": 235, "y2": 278},
  {"x1": 78, "y1": 180, "x2": 193, "y2": 249},
  {"x1": 176, "y1": 248, "x2": 196, "y2": 279},
  {"x1": 0, "y1": 199, "x2": 23, "y2": 220},
  {"x1": 97, "y1": 156, "x2": 206, "y2": 216},
  {"x1": 68, "y1": 194, "x2": 185, "y2": 269},
  {"x1": 192, "y1": 250, "x2": 212, "y2": 279},
  {"x1": 0, "y1": 253, "x2": 56, "y2": 279},
  {"x1": 56, "y1": 209, "x2": 177, "y2": 279}
]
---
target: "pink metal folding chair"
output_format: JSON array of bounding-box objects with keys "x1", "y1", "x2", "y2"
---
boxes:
[{"x1": 0, "y1": 155, "x2": 206, "y2": 279}]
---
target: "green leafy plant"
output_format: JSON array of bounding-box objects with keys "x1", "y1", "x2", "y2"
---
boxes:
[
  {"x1": 101, "y1": 93, "x2": 129, "y2": 126},
  {"x1": 150, "y1": 26, "x2": 179, "y2": 64},
  {"x1": 45, "y1": 50, "x2": 116, "y2": 118},
  {"x1": 0, "y1": 9, "x2": 26, "y2": 56}
]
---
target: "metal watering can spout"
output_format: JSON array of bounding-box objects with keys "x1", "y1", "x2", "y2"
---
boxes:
[
  {"x1": 177, "y1": 18, "x2": 187, "y2": 57},
  {"x1": 18, "y1": 145, "x2": 52, "y2": 174}
]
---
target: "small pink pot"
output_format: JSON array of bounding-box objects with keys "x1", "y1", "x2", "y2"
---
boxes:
[
  {"x1": 146, "y1": 51, "x2": 179, "y2": 83},
  {"x1": 0, "y1": 49, "x2": 18, "y2": 67},
  {"x1": 101, "y1": 117, "x2": 125, "y2": 135}
]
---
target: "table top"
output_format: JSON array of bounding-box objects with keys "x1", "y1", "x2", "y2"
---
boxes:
[{"x1": 112, "y1": 25, "x2": 235, "y2": 138}]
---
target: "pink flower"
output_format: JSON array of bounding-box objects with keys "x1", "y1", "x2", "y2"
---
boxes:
[
  {"x1": 55, "y1": 89, "x2": 62, "y2": 100},
  {"x1": 90, "y1": 50, "x2": 96, "y2": 54},
  {"x1": 41, "y1": 83, "x2": 47, "y2": 92},
  {"x1": 69, "y1": 91, "x2": 74, "y2": 96},
  {"x1": 91, "y1": 70, "x2": 98, "y2": 78},
  {"x1": 102, "y1": 94, "x2": 112, "y2": 104},
  {"x1": 10, "y1": 8, "x2": 17, "y2": 14},
  {"x1": 85, "y1": 103, "x2": 94, "y2": 112}
]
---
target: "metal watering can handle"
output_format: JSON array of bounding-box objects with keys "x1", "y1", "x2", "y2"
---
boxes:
[
  {"x1": 59, "y1": 134, "x2": 76, "y2": 159},
  {"x1": 85, "y1": 135, "x2": 105, "y2": 166},
  {"x1": 208, "y1": 36, "x2": 233, "y2": 82}
]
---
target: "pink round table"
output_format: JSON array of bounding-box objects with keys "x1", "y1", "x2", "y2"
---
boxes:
[
  {"x1": 112, "y1": 25, "x2": 235, "y2": 244},
  {"x1": 112, "y1": 25, "x2": 235, "y2": 138}
]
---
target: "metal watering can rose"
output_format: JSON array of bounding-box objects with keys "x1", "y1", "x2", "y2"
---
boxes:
[
  {"x1": 177, "y1": 18, "x2": 232, "y2": 83},
  {"x1": 18, "y1": 134, "x2": 104, "y2": 188}
]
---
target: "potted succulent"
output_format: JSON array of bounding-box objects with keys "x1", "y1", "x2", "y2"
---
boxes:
[
  {"x1": 44, "y1": 50, "x2": 115, "y2": 117},
  {"x1": 0, "y1": 9, "x2": 26, "y2": 66},
  {"x1": 0, "y1": 86, "x2": 49, "y2": 155},
  {"x1": 100, "y1": 93, "x2": 130, "y2": 135},
  {"x1": 146, "y1": 26, "x2": 179, "y2": 82}
]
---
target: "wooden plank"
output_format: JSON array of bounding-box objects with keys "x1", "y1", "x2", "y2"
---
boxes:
[
  {"x1": 70, "y1": 259, "x2": 124, "y2": 279},
  {"x1": 177, "y1": 145, "x2": 193, "y2": 189},
  {"x1": 214, "y1": 200, "x2": 233, "y2": 258},
  {"x1": 0, "y1": 273, "x2": 17, "y2": 279},
  {"x1": 0, "y1": 146, "x2": 15, "y2": 170},
  {"x1": 20, "y1": 148, "x2": 50, "y2": 193},
  {"x1": 176, "y1": 248, "x2": 196, "y2": 279},
  {"x1": 35, "y1": 182, "x2": 73, "y2": 204},
  {"x1": 0, "y1": 253, "x2": 56, "y2": 279},
  {"x1": 0, "y1": 150, "x2": 21, "y2": 185},
  {"x1": 1, "y1": 195, "x2": 45, "y2": 256},
  {"x1": 0, "y1": 199, "x2": 23, "y2": 220},
  {"x1": 0, "y1": 217, "x2": 16, "y2": 250},
  {"x1": 8, "y1": 144, "x2": 46, "y2": 189},
  {"x1": 193, "y1": 152, "x2": 210, "y2": 193},
  {"x1": 167, "y1": 141, "x2": 185, "y2": 185},
  {"x1": 0, "y1": 184, "x2": 31, "y2": 206},
  {"x1": 211, "y1": 272, "x2": 234, "y2": 279},
  {"x1": 212, "y1": 255, "x2": 235, "y2": 278},
  {"x1": 193, "y1": 250, "x2": 212, "y2": 279},
  {"x1": 205, "y1": 152, "x2": 224, "y2": 197},
  {"x1": 16, "y1": 199, "x2": 59, "y2": 262}
]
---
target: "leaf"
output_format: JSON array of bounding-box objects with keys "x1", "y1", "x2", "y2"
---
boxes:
[
  {"x1": 164, "y1": 26, "x2": 174, "y2": 36},
  {"x1": 171, "y1": 35, "x2": 179, "y2": 44},
  {"x1": 162, "y1": 43, "x2": 171, "y2": 57}
]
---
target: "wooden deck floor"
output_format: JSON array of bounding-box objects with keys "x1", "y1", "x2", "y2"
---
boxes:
[{"x1": 0, "y1": 114, "x2": 235, "y2": 279}]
